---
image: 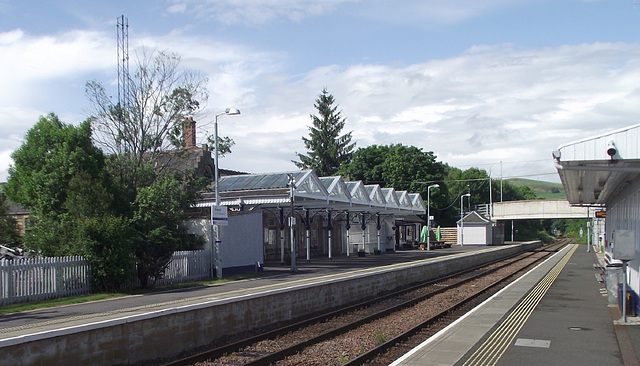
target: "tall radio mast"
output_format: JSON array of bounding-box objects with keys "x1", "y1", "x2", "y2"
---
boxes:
[{"x1": 116, "y1": 15, "x2": 130, "y2": 114}]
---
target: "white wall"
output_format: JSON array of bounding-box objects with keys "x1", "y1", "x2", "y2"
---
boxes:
[
  {"x1": 185, "y1": 211, "x2": 263, "y2": 275},
  {"x1": 184, "y1": 219, "x2": 211, "y2": 249},
  {"x1": 220, "y1": 211, "x2": 264, "y2": 269},
  {"x1": 458, "y1": 223, "x2": 489, "y2": 245},
  {"x1": 607, "y1": 177, "x2": 640, "y2": 298}
]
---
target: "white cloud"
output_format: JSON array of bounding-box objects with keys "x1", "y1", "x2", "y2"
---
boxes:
[
  {"x1": 0, "y1": 28, "x2": 113, "y2": 109},
  {"x1": 163, "y1": 0, "x2": 542, "y2": 27},
  {"x1": 234, "y1": 42, "x2": 640, "y2": 181},
  {"x1": 165, "y1": 0, "x2": 354, "y2": 25},
  {"x1": 0, "y1": 28, "x2": 115, "y2": 180},
  {"x1": 3, "y1": 24, "x2": 640, "y2": 185}
]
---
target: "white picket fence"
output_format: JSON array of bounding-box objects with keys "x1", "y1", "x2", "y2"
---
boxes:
[
  {"x1": 0, "y1": 249, "x2": 212, "y2": 306},
  {"x1": 122, "y1": 249, "x2": 213, "y2": 289},
  {"x1": 0, "y1": 256, "x2": 91, "y2": 306}
]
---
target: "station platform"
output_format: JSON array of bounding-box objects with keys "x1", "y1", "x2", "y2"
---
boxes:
[
  {"x1": 391, "y1": 244, "x2": 640, "y2": 366},
  {"x1": 4, "y1": 243, "x2": 636, "y2": 365},
  {"x1": 0, "y1": 246, "x2": 487, "y2": 342}
]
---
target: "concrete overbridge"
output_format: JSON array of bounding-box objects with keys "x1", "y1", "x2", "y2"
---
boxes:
[{"x1": 489, "y1": 200, "x2": 592, "y2": 221}]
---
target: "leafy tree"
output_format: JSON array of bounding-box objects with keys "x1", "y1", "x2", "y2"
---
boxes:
[
  {"x1": 86, "y1": 49, "x2": 208, "y2": 287},
  {"x1": 206, "y1": 135, "x2": 235, "y2": 158},
  {"x1": 77, "y1": 215, "x2": 135, "y2": 291},
  {"x1": 0, "y1": 193, "x2": 21, "y2": 247},
  {"x1": 4, "y1": 114, "x2": 106, "y2": 217},
  {"x1": 294, "y1": 88, "x2": 355, "y2": 176},
  {"x1": 86, "y1": 50, "x2": 209, "y2": 201},
  {"x1": 5, "y1": 114, "x2": 134, "y2": 290},
  {"x1": 499, "y1": 180, "x2": 537, "y2": 201},
  {"x1": 339, "y1": 144, "x2": 446, "y2": 192},
  {"x1": 338, "y1": 143, "x2": 448, "y2": 223},
  {"x1": 131, "y1": 176, "x2": 205, "y2": 288}
]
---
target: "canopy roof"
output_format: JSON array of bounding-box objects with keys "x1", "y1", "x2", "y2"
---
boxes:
[
  {"x1": 553, "y1": 124, "x2": 640, "y2": 206},
  {"x1": 196, "y1": 170, "x2": 425, "y2": 215}
]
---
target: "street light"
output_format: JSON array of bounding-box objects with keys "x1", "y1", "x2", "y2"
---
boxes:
[
  {"x1": 426, "y1": 184, "x2": 439, "y2": 251},
  {"x1": 212, "y1": 107, "x2": 240, "y2": 279},
  {"x1": 460, "y1": 193, "x2": 471, "y2": 246},
  {"x1": 214, "y1": 108, "x2": 240, "y2": 206},
  {"x1": 287, "y1": 173, "x2": 297, "y2": 273}
]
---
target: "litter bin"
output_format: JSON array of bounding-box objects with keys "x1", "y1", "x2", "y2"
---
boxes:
[{"x1": 605, "y1": 266, "x2": 623, "y2": 306}]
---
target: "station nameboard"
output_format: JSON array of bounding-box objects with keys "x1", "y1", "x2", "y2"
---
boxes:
[{"x1": 212, "y1": 205, "x2": 229, "y2": 226}]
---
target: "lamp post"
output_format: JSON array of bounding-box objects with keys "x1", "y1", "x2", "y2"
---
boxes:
[
  {"x1": 460, "y1": 193, "x2": 471, "y2": 246},
  {"x1": 426, "y1": 184, "x2": 439, "y2": 251},
  {"x1": 212, "y1": 108, "x2": 240, "y2": 279},
  {"x1": 287, "y1": 173, "x2": 297, "y2": 273}
]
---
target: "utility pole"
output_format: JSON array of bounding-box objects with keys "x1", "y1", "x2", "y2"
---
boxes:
[{"x1": 287, "y1": 174, "x2": 297, "y2": 273}]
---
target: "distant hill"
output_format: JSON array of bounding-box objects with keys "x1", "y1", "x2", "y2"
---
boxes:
[{"x1": 506, "y1": 178, "x2": 566, "y2": 200}]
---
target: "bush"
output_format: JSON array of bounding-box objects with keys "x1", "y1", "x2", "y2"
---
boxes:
[
  {"x1": 537, "y1": 230, "x2": 555, "y2": 244},
  {"x1": 79, "y1": 216, "x2": 135, "y2": 292}
]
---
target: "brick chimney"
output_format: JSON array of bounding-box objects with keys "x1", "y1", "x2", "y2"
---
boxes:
[{"x1": 182, "y1": 117, "x2": 196, "y2": 148}]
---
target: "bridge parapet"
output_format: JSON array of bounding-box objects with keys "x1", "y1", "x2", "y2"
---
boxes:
[{"x1": 491, "y1": 200, "x2": 591, "y2": 220}]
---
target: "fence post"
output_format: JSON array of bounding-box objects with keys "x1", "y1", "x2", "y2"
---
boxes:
[{"x1": 8, "y1": 260, "x2": 15, "y2": 305}]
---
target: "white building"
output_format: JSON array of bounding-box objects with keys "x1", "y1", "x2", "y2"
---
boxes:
[
  {"x1": 188, "y1": 170, "x2": 426, "y2": 277},
  {"x1": 553, "y1": 124, "x2": 640, "y2": 316},
  {"x1": 457, "y1": 211, "x2": 504, "y2": 246}
]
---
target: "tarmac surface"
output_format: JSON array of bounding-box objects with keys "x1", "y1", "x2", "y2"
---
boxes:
[
  {"x1": 1, "y1": 243, "x2": 639, "y2": 366},
  {"x1": 391, "y1": 244, "x2": 640, "y2": 366}
]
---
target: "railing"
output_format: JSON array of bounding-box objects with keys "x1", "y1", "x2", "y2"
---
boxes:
[
  {"x1": 0, "y1": 256, "x2": 90, "y2": 306},
  {"x1": 0, "y1": 249, "x2": 212, "y2": 306}
]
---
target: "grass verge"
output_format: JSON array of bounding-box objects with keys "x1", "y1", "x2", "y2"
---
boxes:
[{"x1": 0, "y1": 272, "x2": 262, "y2": 314}]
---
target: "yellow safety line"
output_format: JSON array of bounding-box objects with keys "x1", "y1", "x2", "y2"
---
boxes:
[{"x1": 462, "y1": 244, "x2": 578, "y2": 366}]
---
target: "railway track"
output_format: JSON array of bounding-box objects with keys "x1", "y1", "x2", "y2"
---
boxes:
[{"x1": 163, "y1": 239, "x2": 572, "y2": 366}]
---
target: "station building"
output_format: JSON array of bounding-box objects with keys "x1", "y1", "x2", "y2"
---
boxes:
[
  {"x1": 185, "y1": 170, "x2": 427, "y2": 276},
  {"x1": 553, "y1": 123, "x2": 640, "y2": 315}
]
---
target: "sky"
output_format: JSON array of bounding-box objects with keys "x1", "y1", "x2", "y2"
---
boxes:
[{"x1": 2, "y1": 0, "x2": 640, "y2": 184}]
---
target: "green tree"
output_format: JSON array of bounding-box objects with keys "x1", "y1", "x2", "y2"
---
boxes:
[
  {"x1": 206, "y1": 135, "x2": 235, "y2": 158},
  {"x1": 5, "y1": 114, "x2": 106, "y2": 217},
  {"x1": 131, "y1": 176, "x2": 205, "y2": 288},
  {"x1": 5, "y1": 114, "x2": 134, "y2": 290},
  {"x1": 294, "y1": 88, "x2": 355, "y2": 176},
  {"x1": 77, "y1": 215, "x2": 135, "y2": 291},
  {"x1": 338, "y1": 144, "x2": 448, "y2": 223},
  {"x1": 438, "y1": 166, "x2": 538, "y2": 227},
  {"x1": 339, "y1": 144, "x2": 446, "y2": 192},
  {"x1": 86, "y1": 49, "x2": 208, "y2": 287}
]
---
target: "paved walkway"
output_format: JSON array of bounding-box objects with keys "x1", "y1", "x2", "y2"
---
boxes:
[{"x1": 391, "y1": 245, "x2": 640, "y2": 366}]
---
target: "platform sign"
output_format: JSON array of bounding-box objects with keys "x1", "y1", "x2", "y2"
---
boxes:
[
  {"x1": 211, "y1": 205, "x2": 228, "y2": 226},
  {"x1": 595, "y1": 211, "x2": 606, "y2": 218}
]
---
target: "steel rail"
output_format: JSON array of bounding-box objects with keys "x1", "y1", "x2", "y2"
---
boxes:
[
  {"x1": 163, "y1": 240, "x2": 567, "y2": 366},
  {"x1": 343, "y1": 240, "x2": 570, "y2": 365}
]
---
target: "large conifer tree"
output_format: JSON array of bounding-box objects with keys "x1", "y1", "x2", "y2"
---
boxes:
[{"x1": 293, "y1": 89, "x2": 355, "y2": 176}]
